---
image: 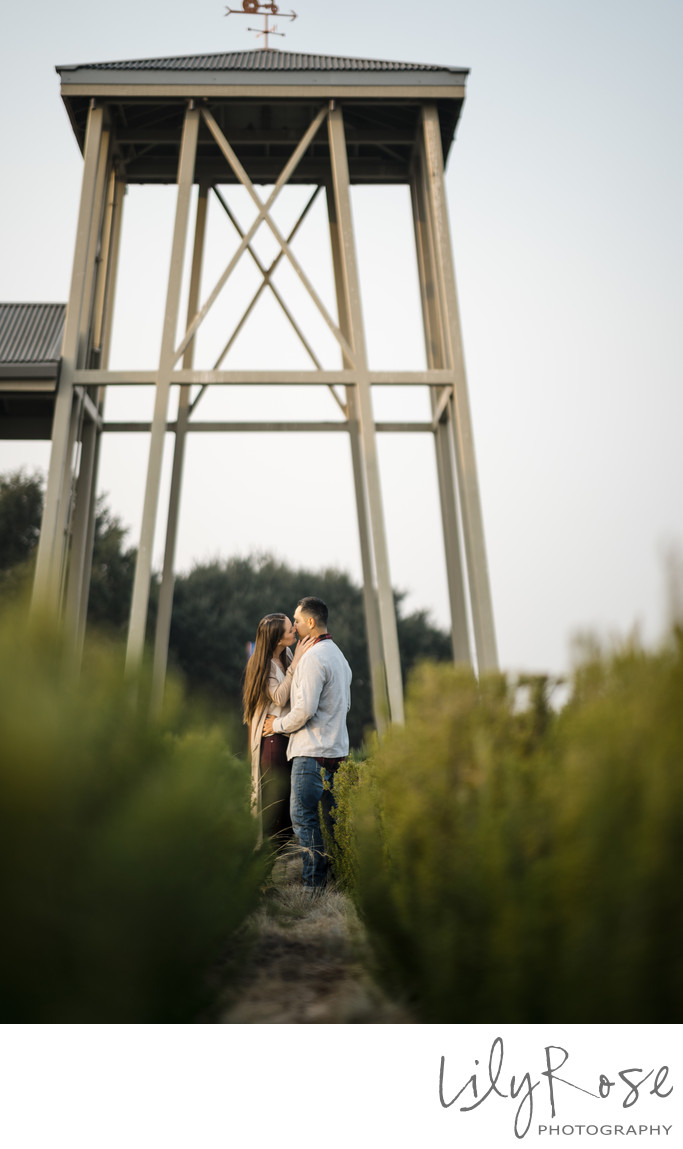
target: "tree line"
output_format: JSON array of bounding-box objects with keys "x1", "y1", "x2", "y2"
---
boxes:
[{"x1": 0, "y1": 469, "x2": 452, "y2": 746}]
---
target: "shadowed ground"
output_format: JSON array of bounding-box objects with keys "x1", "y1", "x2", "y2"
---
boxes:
[{"x1": 218, "y1": 843, "x2": 413, "y2": 1024}]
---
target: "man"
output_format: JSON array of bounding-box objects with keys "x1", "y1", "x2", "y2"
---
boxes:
[{"x1": 263, "y1": 596, "x2": 352, "y2": 889}]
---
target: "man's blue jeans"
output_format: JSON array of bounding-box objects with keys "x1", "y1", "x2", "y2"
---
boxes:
[{"x1": 290, "y1": 756, "x2": 328, "y2": 888}]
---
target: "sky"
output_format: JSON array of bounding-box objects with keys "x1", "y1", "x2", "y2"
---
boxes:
[{"x1": 1, "y1": 0, "x2": 683, "y2": 682}]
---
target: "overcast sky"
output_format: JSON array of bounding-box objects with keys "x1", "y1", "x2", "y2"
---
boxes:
[{"x1": 1, "y1": 0, "x2": 682, "y2": 681}]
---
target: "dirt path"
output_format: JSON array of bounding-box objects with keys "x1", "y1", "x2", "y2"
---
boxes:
[{"x1": 218, "y1": 844, "x2": 413, "y2": 1023}]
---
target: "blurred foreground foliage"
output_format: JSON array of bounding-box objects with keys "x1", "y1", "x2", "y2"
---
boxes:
[
  {"x1": 0, "y1": 612, "x2": 267, "y2": 1022},
  {"x1": 331, "y1": 631, "x2": 683, "y2": 1022}
]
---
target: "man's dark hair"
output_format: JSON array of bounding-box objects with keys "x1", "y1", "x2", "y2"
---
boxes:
[{"x1": 297, "y1": 596, "x2": 328, "y2": 628}]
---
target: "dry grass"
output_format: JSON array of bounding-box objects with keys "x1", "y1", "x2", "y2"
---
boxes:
[{"x1": 216, "y1": 843, "x2": 413, "y2": 1023}]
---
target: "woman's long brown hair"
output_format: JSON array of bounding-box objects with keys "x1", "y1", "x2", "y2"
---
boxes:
[{"x1": 242, "y1": 612, "x2": 288, "y2": 725}]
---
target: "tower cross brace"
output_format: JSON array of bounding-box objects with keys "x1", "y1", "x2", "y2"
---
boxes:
[{"x1": 29, "y1": 49, "x2": 498, "y2": 731}]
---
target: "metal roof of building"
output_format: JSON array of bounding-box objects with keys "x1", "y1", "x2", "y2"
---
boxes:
[
  {"x1": 0, "y1": 304, "x2": 65, "y2": 439},
  {"x1": 57, "y1": 49, "x2": 467, "y2": 186},
  {"x1": 0, "y1": 303, "x2": 65, "y2": 366},
  {"x1": 57, "y1": 49, "x2": 467, "y2": 77}
]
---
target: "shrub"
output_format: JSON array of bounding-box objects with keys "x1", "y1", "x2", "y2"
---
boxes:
[
  {"x1": 343, "y1": 640, "x2": 683, "y2": 1023},
  {"x1": 546, "y1": 632, "x2": 683, "y2": 1021},
  {"x1": 0, "y1": 614, "x2": 268, "y2": 1022},
  {"x1": 321, "y1": 751, "x2": 366, "y2": 891}
]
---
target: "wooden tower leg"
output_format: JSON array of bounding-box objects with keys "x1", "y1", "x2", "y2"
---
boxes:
[
  {"x1": 64, "y1": 167, "x2": 122, "y2": 648},
  {"x1": 326, "y1": 180, "x2": 390, "y2": 733},
  {"x1": 32, "y1": 103, "x2": 108, "y2": 616},
  {"x1": 73, "y1": 173, "x2": 126, "y2": 655},
  {"x1": 63, "y1": 407, "x2": 98, "y2": 636},
  {"x1": 419, "y1": 105, "x2": 498, "y2": 673},
  {"x1": 151, "y1": 184, "x2": 209, "y2": 711},
  {"x1": 328, "y1": 102, "x2": 404, "y2": 724},
  {"x1": 57, "y1": 122, "x2": 111, "y2": 616},
  {"x1": 125, "y1": 104, "x2": 200, "y2": 676},
  {"x1": 410, "y1": 153, "x2": 472, "y2": 666}
]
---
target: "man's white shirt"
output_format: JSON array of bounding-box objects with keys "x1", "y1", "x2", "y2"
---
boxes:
[{"x1": 272, "y1": 639, "x2": 352, "y2": 759}]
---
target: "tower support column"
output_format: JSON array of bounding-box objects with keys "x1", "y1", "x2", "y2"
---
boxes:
[
  {"x1": 410, "y1": 147, "x2": 471, "y2": 665},
  {"x1": 75, "y1": 172, "x2": 127, "y2": 653},
  {"x1": 419, "y1": 104, "x2": 498, "y2": 672},
  {"x1": 32, "y1": 102, "x2": 108, "y2": 615},
  {"x1": 64, "y1": 168, "x2": 124, "y2": 649},
  {"x1": 326, "y1": 179, "x2": 389, "y2": 732},
  {"x1": 152, "y1": 183, "x2": 209, "y2": 710},
  {"x1": 328, "y1": 102, "x2": 404, "y2": 724},
  {"x1": 125, "y1": 103, "x2": 200, "y2": 676}
]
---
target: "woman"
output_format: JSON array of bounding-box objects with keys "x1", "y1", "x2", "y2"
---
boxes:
[{"x1": 243, "y1": 612, "x2": 311, "y2": 847}]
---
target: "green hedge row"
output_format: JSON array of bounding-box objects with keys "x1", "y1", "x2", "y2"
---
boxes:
[
  {"x1": 330, "y1": 632, "x2": 683, "y2": 1022},
  {"x1": 0, "y1": 614, "x2": 267, "y2": 1022}
]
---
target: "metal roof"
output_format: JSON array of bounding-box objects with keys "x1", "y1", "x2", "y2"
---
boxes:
[
  {"x1": 57, "y1": 49, "x2": 467, "y2": 186},
  {"x1": 0, "y1": 304, "x2": 65, "y2": 440},
  {"x1": 57, "y1": 49, "x2": 467, "y2": 77},
  {"x1": 0, "y1": 303, "x2": 65, "y2": 366}
]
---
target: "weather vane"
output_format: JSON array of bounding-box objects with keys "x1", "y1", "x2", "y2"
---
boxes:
[{"x1": 225, "y1": 1, "x2": 297, "y2": 49}]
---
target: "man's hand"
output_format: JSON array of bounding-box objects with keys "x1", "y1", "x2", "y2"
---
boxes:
[{"x1": 263, "y1": 714, "x2": 276, "y2": 737}]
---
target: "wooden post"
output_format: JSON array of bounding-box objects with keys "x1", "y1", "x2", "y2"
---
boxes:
[
  {"x1": 328, "y1": 102, "x2": 405, "y2": 724},
  {"x1": 32, "y1": 103, "x2": 107, "y2": 615},
  {"x1": 327, "y1": 179, "x2": 390, "y2": 732},
  {"x1": 64, "y1": 166, "x2": 120, "y2": 644},
  {"x1": 420, "y1": 105, "x2": 498, "y2": 672},
  {"x1": 410, "y1": 150, "x2": 472, "y2": 665},
  {"x1": 126, "y1": 104, "x2": 200, "y2": 675},
  {"x1": 151, "y1": 184, "x2": 209, "y2": 711}
]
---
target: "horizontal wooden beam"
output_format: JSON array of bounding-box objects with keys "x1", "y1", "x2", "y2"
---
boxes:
[
  {"x1": 62, "y1": 83, "x2": 466, "y2": 102},
  {"x1": 370, "y1": 371, "x2": 452, "y2": 385},
  {"x1": 0, "y1": 379, "x2": 57, "y2": 392},
  {"x1": 74, "y1": 369, "x2": 452, "y2": 386},
  {"x1": 101, "y1": 420, "x2": 434, "y2": 433},
  {"x1": 121, "y1": 161, "x2": 412, "y2": 184},
  {"x1": 115, "y1": 127, "x2": 418, "y2": 147}
]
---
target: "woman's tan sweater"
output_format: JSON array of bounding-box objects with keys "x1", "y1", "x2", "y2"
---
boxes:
[{"x1": 249, "y1": 646, "x2": 294, "y2": 830}]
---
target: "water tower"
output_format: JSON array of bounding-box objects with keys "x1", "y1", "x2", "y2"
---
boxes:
[{"x1": 30, "y1": 39, "x2": 497, "y2": 730}]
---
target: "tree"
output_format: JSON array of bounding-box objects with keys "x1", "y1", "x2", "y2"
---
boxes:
[
  {"x1": 0, "y1": 469, "x2": 44, "y2": 600},
  {"x1": 0, "y1": 469, "x2": 135, "y2": 630},
  {"x1": 0, "y1": 469, "x2": 43, "y2": 571},
  {"x1": 86, "y1": 496, "x2": 136, "y2": 633}
]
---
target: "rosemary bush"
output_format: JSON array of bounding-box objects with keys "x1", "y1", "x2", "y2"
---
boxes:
[
  {"x1": 0, "y1": 614, "x2": 266, "y2": 1022},
  {"x1": 342, "y1": 637, "x2": 683, "y2": 1022}
]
